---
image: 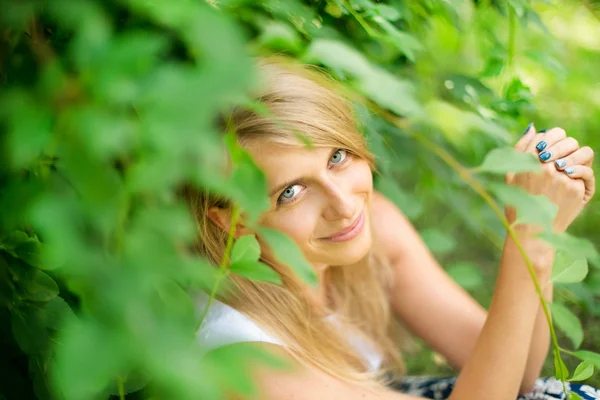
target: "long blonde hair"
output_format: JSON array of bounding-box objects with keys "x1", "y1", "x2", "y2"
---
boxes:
[{"x1": 183, "y1": 56, "x2": 409, "y2": 385}]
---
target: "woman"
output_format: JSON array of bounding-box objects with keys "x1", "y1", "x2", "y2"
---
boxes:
[{"x1": 187, "y1": 58, "x2": 597, "y2": 399}]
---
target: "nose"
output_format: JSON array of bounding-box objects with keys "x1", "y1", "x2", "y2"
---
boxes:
[{"x1": 322, "y1": 181, "x2": 356, "y2": 221}]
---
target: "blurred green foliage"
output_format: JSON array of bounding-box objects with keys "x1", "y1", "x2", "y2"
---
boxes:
[{"x1": 1, "y1": 0, "x2": 599, "y2": 399}]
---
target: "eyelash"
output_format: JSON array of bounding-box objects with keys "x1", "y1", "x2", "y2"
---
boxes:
[{"x1": 276, "y1": 149, "x2": 350, "y2": 206}]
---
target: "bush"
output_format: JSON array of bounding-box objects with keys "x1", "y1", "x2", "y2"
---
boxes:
[{"x1": 1, "y1": 0, "x2": 599, "y2": 399}]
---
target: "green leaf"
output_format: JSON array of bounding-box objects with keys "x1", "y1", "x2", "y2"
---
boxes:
[
  {"x1": 23, "y1": 270, "x2": 59, "y2": 302},
  {"x1": 550, "y1": 303, "x2": 584, "y2": 349},
  {"x1": 304, "y1": 39, "x2": 422, "y2": 117},
  {"x1": 539, "y1": 233, "x2": 600, "y2": 268},
  {"x1": 573, "y1": 351, "x2": 600, "y2": 369},
  {"x1": 14, "y1": 237, "x2": 42, "y2": 268},
  {"x1": 11, "y1": 310, "x2": 49, "y2": 355},
  {"x1": 154, "y1": 279, "x2": 196, "y2": 333},
  {"x1": 106, "y1": 370, "x2": 151, "y2": 397},
  {"x1": 488, "y1": 183, "x2": 558, "y2": 231},
  {"x1": 374, "y1": 4, "x2": 402, "y2": 21},
  {"x1": 257, "y1": 227, "x2": 317, "y2": 286},
  {"x1": 305, "y1": 39, "x2": 371, "y2": 77},
  {"x1": 447, "y1": 262, "x2": 485, "y2": 290},
  {"x1": 0, "y1": 231, "x2": 43, "y2": 267},
  {"x1": 1, "y1": 91, "x2": 53, "y2": 168},
  {"x1": 38, "y1": 296, "x2": 75, "y2": 330},
  {"x1": 480, "y1": 56, "x2": 505, "y2": 78},
  {"x1": 68, "y1": 106, "x2": 138, "y2": 159},
  {"x1": 226, "y1": 139, "x2": 270, "y2": 224},
  {"x1": 552, "y1": 252, "x2": 588, "y2": 284},
  {"x1": 423, "y1": 101, "x2": 512, "y2": 147},
  {"x1": 229, "y1": 260, "x2": 282, "y2": 284},
  {"x1": 324, "y1": 2, "x2": 344, "y2": 18},
  {"x1": 569, "y1": 393, "x2": 584, "y2": 400},
  {"x1": 29, "y1": 356, "x2": 53, "y2": 400},
  {"x1": 420, "y1": 229, "x2": 456, "y2": 255},
  {"x1": 569, "y1": 361, "x2": 594, "y2": 382},
  {"x1": 258, "y1": 21, "x2": 303, "y2": 53},
  {"x1": 203, "y1": 342, "x2": 290, "y2": 397},
  {"x1": 373, "y1": 17, "x2": 422, "y2": 61},
  {"x1": 231, "y1": 235, "x2": 261, "y2": 264},
  {"x1": 53, "y1": 319, "x2": 130, "y2": 400},
  {"x1": 553, "y1": 349, "x2": 569, "y2": 380},
  {"x1": 508, "y1": 0, "x2": 526, "y2": 17},
  {"x1": 206, "y1": 342, "x2": 292, "y2": 371},
  {"x1": 0, "y1": 230, "x2": 31, "y2": 251},
  {"x1": 474, "y1": 147, "x2": 541, "y2": 175},
  {"x1": 179, "y1": 258, "x2": 221, "y2": 293}
]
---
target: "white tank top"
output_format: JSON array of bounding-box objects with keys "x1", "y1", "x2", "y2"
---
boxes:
[{"x1": 195, "y1": 295, "x2": 383, "y2": 372}]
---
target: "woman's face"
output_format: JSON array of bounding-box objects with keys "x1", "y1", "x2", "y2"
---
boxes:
[{"x1": 247, "y1": 142, "x2": 373, "y2": 267}]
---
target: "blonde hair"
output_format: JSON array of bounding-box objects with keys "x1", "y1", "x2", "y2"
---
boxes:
[{"x1": 182, "y1": 56, "x2": 409, "y2": 385}]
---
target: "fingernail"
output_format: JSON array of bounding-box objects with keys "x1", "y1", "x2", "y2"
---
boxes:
[
  {"x1": 555, "y1": 159, "x2": 567, "y2": 168},
  {"x1": 536, "y1": 141, "x2": 548, "y2": 151},
  {"x1": 539, "y1": 129, "x2": 547, "y2": 133},
  {"x1": 523, "y1": 122, "x2": 534, "y2": 135},
  {"x1": 539, "y1": 151, "x2": 552, "y2": 162},
  {"x1": 565, "y1": 167, "x2": 575, "y2": 175}
]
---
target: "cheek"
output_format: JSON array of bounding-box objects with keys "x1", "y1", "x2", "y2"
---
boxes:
[
  {"x1": 260, "y1": 203, "x2": 320, "y2": 245},
  {"x1": 347, "y1": 159, "x2": 373, "y2": 193}
]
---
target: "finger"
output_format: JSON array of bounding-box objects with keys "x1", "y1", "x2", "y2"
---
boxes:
[
  {"x1": 515, "y1": 122, "x2": 536, "y2": 152},
  {"x1": 528, "y1": 127, "x2": 567, "y2": 154},
  {"x1": 564, "y1": 165, "x2": 595, "y2": 202},
  {"x1": 554, "y1": 146, "x2": 595, "y2": 170},
  {"x1": 538, "y1": 137, "x2": 579, "y2": 163}
]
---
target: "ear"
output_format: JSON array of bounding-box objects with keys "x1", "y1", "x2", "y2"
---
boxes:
[{"x1": 207, "y1": 206, "x2": 252, "y2": 237}]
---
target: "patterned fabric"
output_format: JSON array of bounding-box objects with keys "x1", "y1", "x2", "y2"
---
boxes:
[{"x1": 394, "y1": 376, "x2": 600, "y2": 399}]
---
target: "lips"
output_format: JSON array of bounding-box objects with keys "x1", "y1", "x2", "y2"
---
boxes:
[{"x1": 322, "y1": 210, "x2": 365, "y2": 242}]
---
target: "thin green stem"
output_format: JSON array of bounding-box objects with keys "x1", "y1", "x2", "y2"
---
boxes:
[
  {"x1": 117, "y1": 377, "x2": 125, "y2": 400},
  {"x1": 195, "y1": 204, "x2": 240, "y2": 333},
  {"x1": 507, "y1": 5, "x2": 517, "y2": 80},
  {"x1": 560, "y1": 347, "x2": 578, "y2": 357},
  {"x1": 340, "y1": 0, "x2": 379, "y2": 38}
]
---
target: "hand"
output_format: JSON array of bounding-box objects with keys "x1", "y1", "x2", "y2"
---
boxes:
[{"x1": 506, "y1": 124, "x2": 595, "y2": 234}]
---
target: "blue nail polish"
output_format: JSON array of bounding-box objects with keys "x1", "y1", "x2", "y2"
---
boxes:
[
  {"x1": 555, "y1": 159, "x2": 567, "y2": 168},
  {"x1": 539, "y1": 151, "x2": 552, "y2": 162},
  {"x1": 565, "y1": 167, "x2": 575, "y2": 175},
  {"x1": 523, "y1": 122, "x2": 533, "y2": 135},
  {"x1": 536, "y1": 141, "x2": 548, "y2": 151},
  {"x1": 539, "y1": 129, "x2": 547, "y2": 133}
]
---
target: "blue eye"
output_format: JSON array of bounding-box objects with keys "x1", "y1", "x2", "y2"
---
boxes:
[
  {"x1": 278, "y1": 184, "x2": 303, "y2": 204},
  {"x1": 329, "y1": 149, "x2": 347, "y2": 166}
]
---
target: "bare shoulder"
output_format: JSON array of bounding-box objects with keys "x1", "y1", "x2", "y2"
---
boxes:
[
  {"x1": 370, "y1": 191, "x2": 415, "y2": 263},
  {"x1": 217, "y1": 342, "x2": 421, "y2": 400},
  {"x1": 370, "y1": 191, "x2": 407, "y2": 229}
]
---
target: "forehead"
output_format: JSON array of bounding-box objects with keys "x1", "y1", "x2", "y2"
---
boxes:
[{"x1": 246, "y1": 142, "x2": 332, "y2": 182}]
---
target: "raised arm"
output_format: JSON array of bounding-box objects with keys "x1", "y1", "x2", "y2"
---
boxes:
[
  {"x1": 448, "y1": 230, "x2": 552, "y2": 400},
  {"x1": 450, "y1": 124, "x2": 594, "y2": 399},
  {"x1": 370, "y1": 191, "x2": 550, "y2": 394}
]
